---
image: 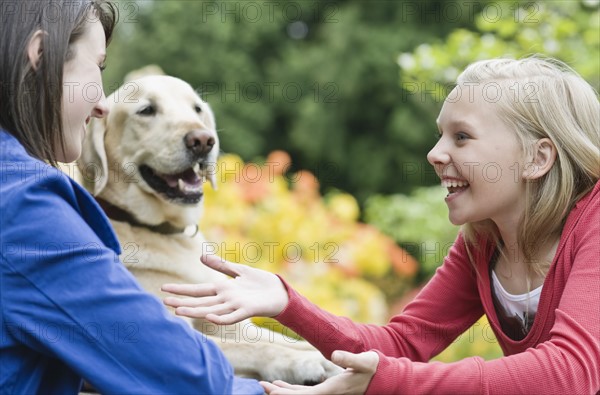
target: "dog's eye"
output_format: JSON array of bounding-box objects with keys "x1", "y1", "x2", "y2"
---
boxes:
[
  {"x1": 194, "y1": 104, "x2": 202, "y2": 114},
  {"x1": 137, "y1": 105, "x2": 156, "y2": 116}
]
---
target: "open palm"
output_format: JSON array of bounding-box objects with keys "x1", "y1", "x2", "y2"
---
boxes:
[{"x1": 162, "y1": 254, "x2": 289, "y2": 324}]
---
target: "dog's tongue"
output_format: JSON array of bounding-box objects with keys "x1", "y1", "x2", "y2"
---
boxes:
[
  {"x1": 162, "y1": 174, "x2": 180, "y2": 188},
  {"x1": 181, "y1": 168, "x2": 202, "y2": 186}
]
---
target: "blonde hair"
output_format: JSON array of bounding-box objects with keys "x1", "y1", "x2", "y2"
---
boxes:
[{"x1": 458, "y1": 56, "x2": 600, "y2": 276}]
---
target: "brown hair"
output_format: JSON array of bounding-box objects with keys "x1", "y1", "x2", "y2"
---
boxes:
[{"x1": 0, "y1": 0, "x2": 117, "y2": 166}]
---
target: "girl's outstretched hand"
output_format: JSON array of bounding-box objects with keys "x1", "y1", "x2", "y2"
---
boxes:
[
  {"x1": 260, "y1": 350, "x2": 379, "y2": 395},
  {"x1": 161, "y1": 254, "x2": 289, "y2": 324}
]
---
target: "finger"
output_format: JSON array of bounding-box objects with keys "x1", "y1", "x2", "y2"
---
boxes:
[
  {"x1": 161, "y1": 283, "x2": 216, "y2": 297},
  {"x1": 200, "y1": 254, "x2": 243, "y2": 278},
  {"x1": 174, "y1": 304, "x2": 233, "y2": 319},
  {"x1": 331, "y1": 350, "x2": 378, "y2": 372},
  {"x1": 260, "y1": 381, "x2": 287, "y2": 394},
  {"x1": 205, "y1": 308, "x2": 251, "y2": 325},
  {"x1": 163, "y1": 296, "x2": 180, "y2": 307},
  {"x1": 270, "y1": 381, "x2": 309, "y2": 390},
  {"x1": 163, "y1": 295, "x2": 221, "y2": 308},
  {"x1": 260, "y1": 381, "x2": 307, "y2": 395}
]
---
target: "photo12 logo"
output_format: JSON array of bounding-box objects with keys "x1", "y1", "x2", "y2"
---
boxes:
[
  {"x1": 402, "y1": 81, "x2": 541, "y2": 104},
  {"x1": 397, "y1": 1, "x2": 540, "y2": 24},
  {"x1": 0, "y1": 1, "x2": 140, "y2": 24},
  {"x1": 198, "y1": 81, "x2": 339, "y2": 104},
  {"x1": 198, "y1": 1, "x2": 339, "y2": 24}
]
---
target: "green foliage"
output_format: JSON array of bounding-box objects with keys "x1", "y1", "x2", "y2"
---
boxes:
[
  {"x1": 398, "y1": 1, "x2": 600, "y2": 103},
  {"x1": 364, "y1": 186, "x2": 460, "y2": 279}
]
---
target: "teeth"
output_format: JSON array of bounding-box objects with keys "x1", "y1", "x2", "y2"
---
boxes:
[
  {"x1": 441, "y1": 180, "x2": 469, "y2": 188},
  {"x1": 178, "y1": 178, "x2": 202, "y2": 193},
  {"x1": 193, "y1": 162, "x2": 212, "y2": 182}
]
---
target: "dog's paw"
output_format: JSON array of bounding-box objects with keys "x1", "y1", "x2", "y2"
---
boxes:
[{"x1": 262, "y1": 349, "x2": 343, "y2": 385}]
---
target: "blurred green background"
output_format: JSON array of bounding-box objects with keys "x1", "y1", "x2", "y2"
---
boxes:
[{"x1": 103, "y1": 0, "x2": 599, "y2": 362}]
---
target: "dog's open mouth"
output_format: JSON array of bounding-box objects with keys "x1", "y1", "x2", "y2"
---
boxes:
[{"x1": 139, "y1": 163, "x2": 206, "y2": 204}]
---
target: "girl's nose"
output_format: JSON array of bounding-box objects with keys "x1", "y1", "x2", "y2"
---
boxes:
[
  {"x1": 92, "y1": 93, "x2": 109, "y2": 119},
  {"x1": 427, "y1": 139, "x2": 450, "y2": 167}
]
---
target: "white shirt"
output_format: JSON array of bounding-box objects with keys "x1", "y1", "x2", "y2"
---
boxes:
[{"x1": 491, "y1": 269, "x2": 543, "y2": 330}]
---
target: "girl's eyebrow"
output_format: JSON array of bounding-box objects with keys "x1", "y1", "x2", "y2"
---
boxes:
[{"x1": 438, "y1": 119, "x2": 475, "y2": 132}]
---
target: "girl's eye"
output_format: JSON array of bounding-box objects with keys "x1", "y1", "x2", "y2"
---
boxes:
[{"x1": 455, "y1": 132, "x2": 469, "y2": 141}]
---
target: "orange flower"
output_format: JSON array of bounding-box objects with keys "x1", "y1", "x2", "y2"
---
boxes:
[
  {"x1": 239, "y1": 163, "x2": 270, "y2": 203},
  {"x1": 386, "y1": 237, "x2": 418, "y2": 277},
  {"x1": 266, "y1": 150, "x2": 292, "y2": 177},
  {"x1": 292, "y1": 170, "x2": 320, "y2": 203}
]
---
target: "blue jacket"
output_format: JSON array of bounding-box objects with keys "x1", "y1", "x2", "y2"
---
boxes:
[{"x1": 0, "y1": 131, "x2": 263, "y2": 394}]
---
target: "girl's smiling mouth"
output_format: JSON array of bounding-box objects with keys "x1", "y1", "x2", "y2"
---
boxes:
[{"x1": 442, "y1": 178, "x2": 470, "y2": 200}]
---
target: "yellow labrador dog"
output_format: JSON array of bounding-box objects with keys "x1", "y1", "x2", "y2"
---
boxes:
[{"x1": 77, "y1": 75, "x2": 340, "y2": 383}]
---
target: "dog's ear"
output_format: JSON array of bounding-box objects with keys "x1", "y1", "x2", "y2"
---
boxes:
[{"x1": 77, "y1": 115, "x2": 109, "y2": 196}]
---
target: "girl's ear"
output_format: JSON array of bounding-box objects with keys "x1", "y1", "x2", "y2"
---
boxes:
[
  {"x1": 523, "y1": 138, "x2": 557, "y2": 180},
  {"x1": 27, "y1": 30, "x2": 45, "y2": 70}
]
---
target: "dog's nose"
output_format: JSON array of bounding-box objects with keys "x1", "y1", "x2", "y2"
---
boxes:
[{"x1": 184, "y1": 130, "x2": 216, "y2": 156}]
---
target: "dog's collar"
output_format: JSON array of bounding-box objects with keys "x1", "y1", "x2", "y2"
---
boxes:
[{"x1": 94, "y1": 197, "x2": 198, "y2": 237}]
